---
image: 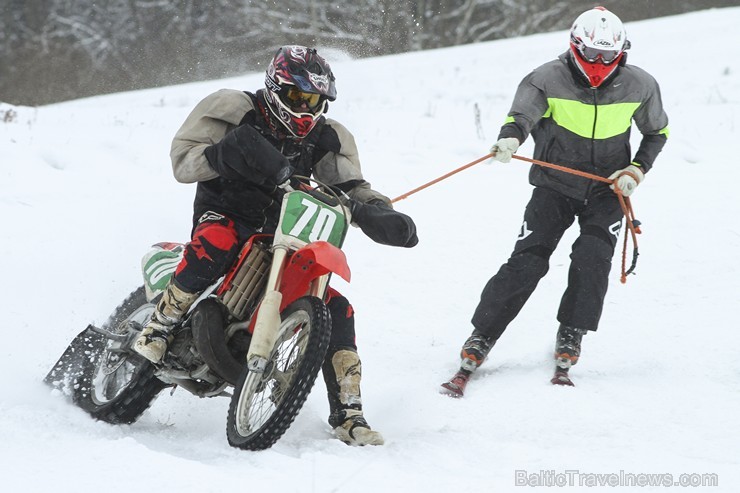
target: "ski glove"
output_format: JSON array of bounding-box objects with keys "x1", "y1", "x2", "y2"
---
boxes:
[
  {"x1": 608, "y1": 164, "x2": 644, "y2": 197},
  {"x1": 350, "y1": 199, "x2": 419, "y2": 248},
  {"x1": 490, "y1": 137, "x2": 519, "y2": 163}
]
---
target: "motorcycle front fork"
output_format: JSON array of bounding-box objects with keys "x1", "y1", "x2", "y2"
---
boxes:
[{"x1": 246, "y1": 246, "x2": 329, "y2": 373}]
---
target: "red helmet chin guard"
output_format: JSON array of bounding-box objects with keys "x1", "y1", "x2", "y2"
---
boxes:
[{"x1": 569, "y1": 44, "x2": 624, "y2": 88}]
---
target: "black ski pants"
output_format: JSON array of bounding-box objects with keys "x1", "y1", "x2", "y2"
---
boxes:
[{"x1": 471, "y1": 186, "x2": 624, "y2": 340}]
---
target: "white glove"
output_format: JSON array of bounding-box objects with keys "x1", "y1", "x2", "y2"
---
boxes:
[
  {"x1": 608, "y1": 164, "x2": 645, "y2": 197},
  {"x1": 490, "y1": 137, "x2": 519, "y2": 163}
]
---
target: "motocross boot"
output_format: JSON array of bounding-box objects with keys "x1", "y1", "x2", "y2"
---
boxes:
[
  {"x1": 323, "y1": 349, "x2": 384, "y2": 446},
  {"x1": 459, "y1": 334, "x2": 494, "y2": 373},
  {"x1": 133, "y1": 282, "x2": 199, "y2": 363}
]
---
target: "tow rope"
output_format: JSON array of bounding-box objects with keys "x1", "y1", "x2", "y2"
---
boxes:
[{"x1": 392, "y1": 153, "x2": 642, "y2": 283}]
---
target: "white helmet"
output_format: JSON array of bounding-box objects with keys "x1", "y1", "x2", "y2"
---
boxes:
[{"x1": 569, "y1": 7, "x2": 629, "y2": 87}]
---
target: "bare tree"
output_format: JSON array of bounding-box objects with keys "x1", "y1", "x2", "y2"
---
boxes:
[{"x1": 1, "y1": 0, "x2": 736, "y2": 105}]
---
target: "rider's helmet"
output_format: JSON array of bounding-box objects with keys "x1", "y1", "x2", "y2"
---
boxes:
[
  {"x1": 263, "y1": 45, "x2": 337, "y2": 138},
  {"x1": 569, "y1": 7, "x2": 629, "y2": 88}
]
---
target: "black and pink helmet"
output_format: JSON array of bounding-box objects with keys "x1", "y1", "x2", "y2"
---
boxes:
[{"x1": 264, "y1": 45, "x2": 337, "y2": 138}]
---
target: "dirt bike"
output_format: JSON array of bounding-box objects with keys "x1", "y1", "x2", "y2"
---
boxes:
[{"x1": 45, "y1": 178, "x2": 352, "y2": 450}]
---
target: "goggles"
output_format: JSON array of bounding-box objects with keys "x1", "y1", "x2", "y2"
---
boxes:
[
  {"x1": 577, "y1": 44, "x2": 622, "y2": 64},
  {"x1": 283, "y1": 86, "x2": 322, "y2": 110}
]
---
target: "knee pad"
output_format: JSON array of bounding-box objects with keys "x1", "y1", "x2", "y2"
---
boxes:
[
  {"x1": 175, "y1": 214, "x2": 240, "y2": 292},
  {"x1": 516, "y1": 244, "x2": 554, "y2": 261},
  {"x1": 581, "y1": 224, "x2": 618, "y2": 249},
  {"x1": 507, "y1": 249, "x2": 551, "y2": 280},
  {"x1": 572, "y1": 230, "x2": 614, "y2": 265}
]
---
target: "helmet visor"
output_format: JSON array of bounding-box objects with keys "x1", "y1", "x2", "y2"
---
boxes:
[
  {"x1": 577, "y1": 45, "x2": 621, "y2": 64},
  {"x1": 282, "y1": 86, "x2": 322, "y2": 111}
]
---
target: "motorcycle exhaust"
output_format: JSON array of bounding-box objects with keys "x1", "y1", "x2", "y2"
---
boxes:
[{"x1": 191, "y1": 299, "x2": 245, "y2": 385}]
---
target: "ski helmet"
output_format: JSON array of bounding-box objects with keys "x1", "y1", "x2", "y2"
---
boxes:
[
  {"x1": 569, "y1": 7, "x2": 629, "y2": 88},
  {"x1": 263, "y1": 45, "x2": 337, "y2": 138}
]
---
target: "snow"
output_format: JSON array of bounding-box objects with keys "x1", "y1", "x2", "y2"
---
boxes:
[{"x1": 2, "y1": 8, "x2": 739, "y2": 492}]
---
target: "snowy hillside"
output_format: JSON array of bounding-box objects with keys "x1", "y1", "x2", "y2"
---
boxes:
[{"x1": 2, "y1": 8, "x2": 739, "y2": 492}]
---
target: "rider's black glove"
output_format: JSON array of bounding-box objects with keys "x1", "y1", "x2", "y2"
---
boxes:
[
  {"x1": 204, "y1": 124, "x2": 295, "y2": 187},
  {"x1": 274, "y1": 164, "x2": 295, "y2": 188},
  {"x1": 350, "y1": 199, "x2": 419, "y2": 248}
]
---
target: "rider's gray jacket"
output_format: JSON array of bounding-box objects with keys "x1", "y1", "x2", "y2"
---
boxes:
[
  {"x1": 170, "y1": 88, "x2": 390, "y2": 231},
  {"x1": 499, "y1": 51, "x2": 669, "y2": 201}
]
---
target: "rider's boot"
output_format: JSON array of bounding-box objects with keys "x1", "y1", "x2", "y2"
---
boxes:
[
  {"x1": 323, "y1": 348, "x2": 384, "y2": 446},
  {"x1": 133, "y1": 281, "x2": 199, "y2": 363}
]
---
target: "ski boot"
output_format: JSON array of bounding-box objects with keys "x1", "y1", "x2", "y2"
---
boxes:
[
  {"x1": 551, "y1": 324, "x2": 586, "y2": 387},
  {"x1": 440, "y1": 334, "x2": 494, "y2": 397}
]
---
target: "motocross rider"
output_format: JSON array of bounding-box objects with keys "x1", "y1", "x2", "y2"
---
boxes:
[{"x1": 134, "y1": 45, "x2": 418, "y2": 446}]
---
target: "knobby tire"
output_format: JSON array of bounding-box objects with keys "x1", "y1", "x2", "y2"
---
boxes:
[
  {"x1": 73, "y1": 286, "x2": 166, "y2": 424},
  {"x1": 226, "y1": 296, "x2": 331, "y2": 450}
]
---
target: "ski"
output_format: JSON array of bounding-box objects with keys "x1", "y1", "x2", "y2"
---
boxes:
[
  {"x1": 440, "y1": 371, "x2": 471, "y2": 398},
  {"x1": 550, "y1": 369, "x2": 575, "y2": 387},
  {"x1": 442, "y1": 365, "x2": 576, "y2": 394}
]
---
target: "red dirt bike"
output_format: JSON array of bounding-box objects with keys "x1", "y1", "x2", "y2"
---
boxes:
[{"x1": 46, "y1": 179, "x2": 353, "y2": 450}]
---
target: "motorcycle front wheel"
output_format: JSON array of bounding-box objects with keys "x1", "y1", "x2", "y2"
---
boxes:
[
  {"x1": 226, "y1": 296, "x2": 331, "y2": 450},
  {"x1": 73, "y1": 286, "x2": 166, "y2": 424}
]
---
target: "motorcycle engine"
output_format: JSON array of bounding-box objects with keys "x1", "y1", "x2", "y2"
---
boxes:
[{"x1": 168, "y1": 328, "x2": 202, "y2": 368}]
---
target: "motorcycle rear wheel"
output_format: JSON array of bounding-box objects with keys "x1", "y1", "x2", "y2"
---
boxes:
[
  {"x1": 226, "y1": 296, "x2": 331, "y2": 450},
  {"x1": 73, "y1": 286, "x2": 166, "y2": 424}
]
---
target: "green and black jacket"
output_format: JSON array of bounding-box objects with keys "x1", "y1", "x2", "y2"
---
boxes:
[{"x1": 499, "y1": 51, "x2": 669, "y2": 201}]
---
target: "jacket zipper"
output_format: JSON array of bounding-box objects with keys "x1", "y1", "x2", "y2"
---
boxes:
[{"x1": 586, "y1": 88, "x2": 599, "y2": 203}]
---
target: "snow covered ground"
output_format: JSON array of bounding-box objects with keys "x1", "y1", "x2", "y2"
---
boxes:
[{"x1": 2, "y1": 7, "x2": 739, "y2": 492}]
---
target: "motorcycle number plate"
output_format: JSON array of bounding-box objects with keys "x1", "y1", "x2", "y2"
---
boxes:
[{"x1": 279, "y1": 191, "x2": 346, "y2": 248}]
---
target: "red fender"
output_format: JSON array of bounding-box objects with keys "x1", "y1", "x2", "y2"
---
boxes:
[{"x1": 278, "y1": 241, "x2": 350, "y2": 311}]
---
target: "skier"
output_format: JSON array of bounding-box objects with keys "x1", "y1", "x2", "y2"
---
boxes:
[
  {"x1": 443, "y1": 7, "x2": 668, "y2": 393},
  {"x1": 133, "y1": 45, "x2": 418, "y2": 445}
]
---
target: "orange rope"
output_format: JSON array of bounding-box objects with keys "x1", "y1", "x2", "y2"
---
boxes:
[
  {"x1": 511, "y1": 153, "x2": 612, "y2": 184},
  {"x1": 615, "y1": 193, "x2": 641, "y2": 283},
  {"x1": 391, "y1": 153, "x2": 493, "y2": 203},
  {"x1": 511, "y1": 154, "x2": 642, "y2": 283},
  {"x1": 391, "y1": 152, "x2": 643, "y2": 283}
]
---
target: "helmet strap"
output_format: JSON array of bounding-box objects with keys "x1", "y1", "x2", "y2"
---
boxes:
[{"x1": 618, "y1": 51, "x2": 628, "y2": 67}]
